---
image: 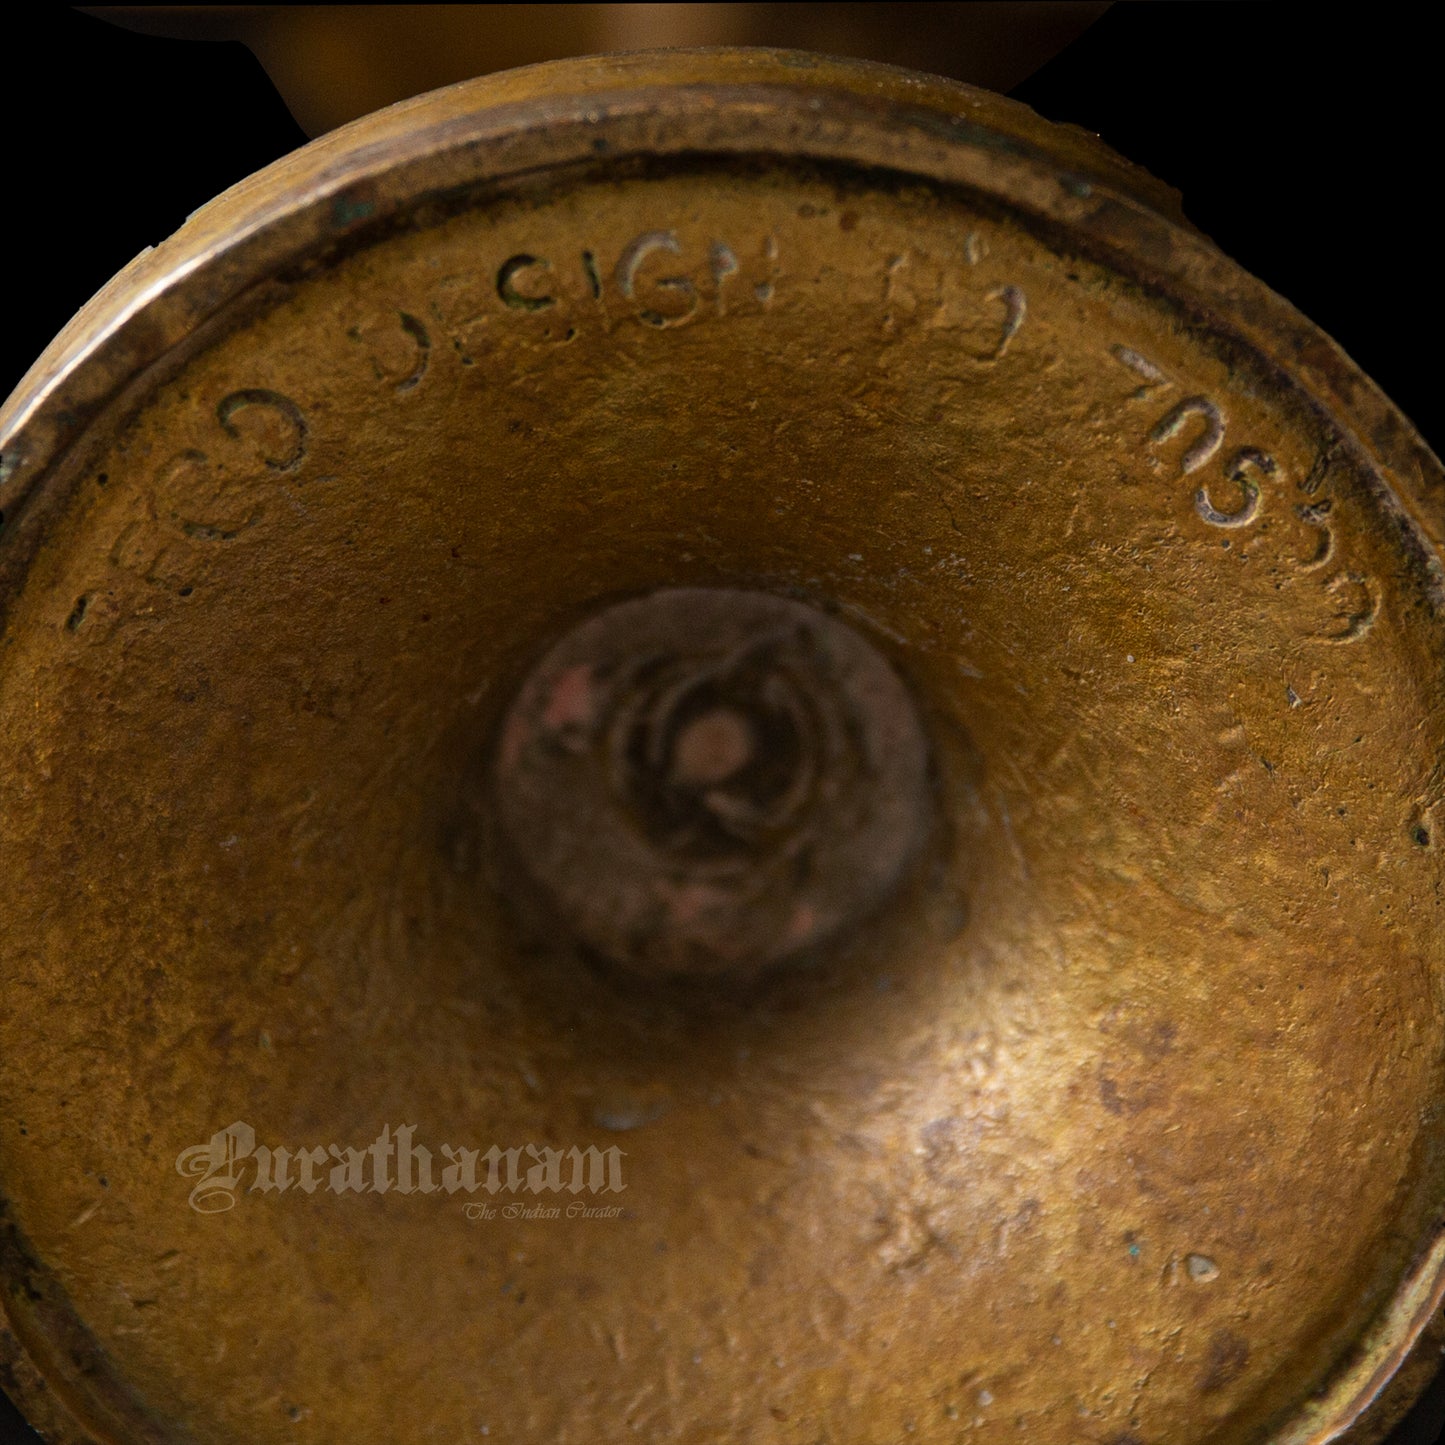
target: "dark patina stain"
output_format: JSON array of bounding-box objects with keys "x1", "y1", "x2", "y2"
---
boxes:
[{"x1": 1198, "y1": 1329, "x2": 1249, "y2": 1394}]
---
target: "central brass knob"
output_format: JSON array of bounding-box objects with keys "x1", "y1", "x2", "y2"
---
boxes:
[
  {"x1": 491, "y1": 587, "x2": 933, "y2": 979},
  {"x1": 668, "y1": 705, "x2": 756, "y2": 788}
]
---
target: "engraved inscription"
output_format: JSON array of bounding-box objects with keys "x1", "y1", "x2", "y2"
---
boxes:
[
  {"x1": 153, "y1": 447, "x2": 259, "y2": 541},
  {"x1": 1151, "y1": 396, "x2": 1225, "y2": 476},
  {"x1": 1112, "y1": 344, "x2": 1168, "y2": 394},
  {"x1": 349, "y1": 312, "x2": 430, "y2": 392},
  {"x1": 615, "y1": 230, "x2": 697, "y2": 328},
  {"x1": 1294, "y1": 448, "x2": 1380, "y2": 642},
  {"x1": 1299, "y1": 443, "x2": 1345, "y2": 496},
  {"x1": 107, "y1": 387, "x2": 309, "y2": 602},
  {"x1": 708, "y1": 241, "x2": 739, "y2": 315},
  {"x1": 581, "y1": 249, "x2": 603, "y2": 301},
  {"x1": 1113, "y1": 349, "x2": 1273, "y2": 521},
  {"x1": 755, "y1": 236, "x2": 778, "y2": 304},
  {"x1": 1295, "y1": 498, "x2": 1335, "y2": 570},
  {"x1": 881, "y1": 253, "x2": 907, "y2": 330},
  {"x1": 1318, "y1": 572, "x2": 1377, "y2": 644},
  {"x1": 1195, "y1": 448, "x2": 1272, "y2": 528},
  {"x1": 496, "y1": 254, "x2": 555, "y2": 312},
  {"x1": 394, "y1": 313, "x2": 430, "y2": 391},
  {"x1": 1109, "y1": 344, "x2": 1379, "y2": 643},
  {"x1": 481, "y1": 231, "x2": 774, "y2": 337},
  {"x1": 970, "y1": 285, "x2": 1025, "y2": 362},
  {"x1": 886, "y1": 244, "x2": 1027, "y2": 361},
  {"x1": 216, "y1": 389, "x2": 307, "y2": 472}
]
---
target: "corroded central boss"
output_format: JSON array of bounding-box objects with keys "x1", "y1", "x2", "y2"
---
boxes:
[{"x1": 492, "y1": 588, "x2": 932, "y2": 978}]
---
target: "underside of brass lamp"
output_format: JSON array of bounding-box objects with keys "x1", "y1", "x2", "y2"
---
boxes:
[{"x1": 1, "y1": 46, "x2": 1444, "y2": 1445}]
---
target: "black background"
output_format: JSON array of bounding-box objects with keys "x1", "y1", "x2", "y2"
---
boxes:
[{"x1": 2, "y1": 6, "x2": 1442, "y2": 1444}]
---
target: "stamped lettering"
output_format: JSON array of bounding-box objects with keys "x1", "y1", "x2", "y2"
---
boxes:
[
  {"x1": 496, "y1": 254, "x2": 555, "y2": 312},
  {"x1": 708, "y1": 241, "x2": 740, "y2": 315},
  {"x1": 970, "y1": 284, "x2": 1026, "y2": 362},
  {"x1": 1195, "y1": 447, "x2": 1272, "y2": 528},
  {"x1": 1316, "y1": 571, "x2": 1377, "y2": 643},
  {"x1": 1110, "y1": 344, "x2": 1379, "y2": 642},
  {"x1": 1295, "y1": 498, "x2": 1335, "y2": 569},
  {"x1": 1111, "y1": 344, "x2": 1168, "y2": 396},
  {"x1": 478, "y1": 232, "x2": 775, "y2": 336},
  {"x1": 615, "y1": 230, "x2": 697, "y2": 327},
  {"x1": 111, "y1": 388, "x2": 307, "y2": 593},
  {"x1": 1150, "y1": 396, "x2": 1225, "y2": 476},
  {"x1": 349, "y1": 312, "x2": 430, "y2": 391},
  {"x1": 885, "y1": 244, "x2": 1028, "y2": 360},
  {"x1": 216, "y1": 389, "x2": 307, "y2": 472},
  {"x1": 1294, "y1": 451, "x2": 1379, "y2": 643}
]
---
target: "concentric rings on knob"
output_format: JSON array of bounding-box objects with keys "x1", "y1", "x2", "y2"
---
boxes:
[{"x1": 491, "y1": 587, "x2": 932, "y2": 979}]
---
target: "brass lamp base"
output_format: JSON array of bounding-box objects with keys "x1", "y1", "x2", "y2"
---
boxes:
[{"x1": 1, "y1": 49, "x2": 1443, "y2": 1445}]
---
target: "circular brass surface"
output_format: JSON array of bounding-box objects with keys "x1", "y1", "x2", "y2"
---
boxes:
[{"x1": 1, "y1": 48, "x2": 1444, "y2": 1445}]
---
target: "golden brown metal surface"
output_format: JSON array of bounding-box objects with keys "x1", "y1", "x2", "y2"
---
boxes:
[{"x1": 2, "y1": 48, "x2": 1444, "y2": 1445}]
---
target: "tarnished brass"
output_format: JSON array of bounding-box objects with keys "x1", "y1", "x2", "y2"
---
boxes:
[{"x1": 2, "y1": 49, "x2": 1444, "y2": 1445}]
